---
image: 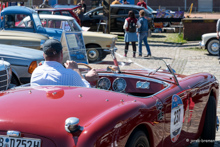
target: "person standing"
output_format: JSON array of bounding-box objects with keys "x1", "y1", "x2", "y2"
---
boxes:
[
  {"x1": 137, "y1": 10, "x2": 151, "y2": 57},
  {"x1": 137, "y1": 0, "x2": 147, "y2": 9},
  {"x1": 77, "y1": 0, "x2": 87, "y2": 13},
  {"x1": 123, "y1": 11, "x2": 141, "y2": 58},
  {"x1": 111, "y1": 0, "x2": 121, "y2": 5},
  {"x1": 123, "y1": 0, "x2": 129, "y2": 4},
  {"x1": 39, "y1": 0, "x2": 51, "y2": 8},
  {"x1": 217, "y1": 19, "x2": 220, "y2": 60}
]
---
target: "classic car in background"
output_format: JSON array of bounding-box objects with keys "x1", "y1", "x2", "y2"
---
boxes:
[
  {"x1": 0, "y1": 44, "x2": 44, "y2": 85},
  {"x1": 38, "y1": 14, "x2": 117, "y2": 62},
  {"x1": 35, "y1": 6, "x2": 81, "y2": 25},
  {"x1": 0, "y1": 51, "x2": 218, "y2": 147},
  {"x1": 0, "y1": 30, "x2": 48, "y2": 50},
  {"x1": 82, "y1": 4, "x2": 154, "y2": 32},
  {"x1": 0, "y1": 59, "x2": 11, "y2": 91},
  {"x1": 0, "y1": 6, "x2": 63, "y2": 41},
  {"x1": 200, "y1": 33, "x2": 219, "y2": 55}
]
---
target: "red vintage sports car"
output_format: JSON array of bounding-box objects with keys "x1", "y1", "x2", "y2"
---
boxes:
[{"x1": 0, "y1": 51, "x2": 218, "y2": 147}]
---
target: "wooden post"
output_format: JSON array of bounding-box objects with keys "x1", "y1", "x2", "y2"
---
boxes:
[{"x1": 103, "y1": 0, "x2": 110, "y2": 34}]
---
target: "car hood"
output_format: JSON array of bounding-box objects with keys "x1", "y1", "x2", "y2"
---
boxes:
[
  {"x1": 0, "y1": 86, "x2": 147, "y2": 137},
  {"x1": 0, "y1": 44, "x2": 43, "y2": 60},
  {"x1": 0, "y1": 30, "x2": 49, "y2": 40},
  {"x1": 83, "y1": 31, "x2": 117, "y2": 39}
]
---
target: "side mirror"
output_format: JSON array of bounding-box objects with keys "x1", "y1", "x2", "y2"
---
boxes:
[{"x1": 88, "y1": 13, "x2": 92, "y2": 18}]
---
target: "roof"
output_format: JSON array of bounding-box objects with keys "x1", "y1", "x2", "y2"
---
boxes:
[
  {"x1": 39, "y1": 14, "x2": 74, "y2": 21},
  {"x1": 1, "y1": 6, "x2": 36, "y2": 15},
  {"x1": 36, "y1": 7, "x2": 76, "y2": 11}
]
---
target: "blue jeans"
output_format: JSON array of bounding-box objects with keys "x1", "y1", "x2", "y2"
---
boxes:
[{"x1": 138, "y1": 32, "x2": 151, "y2": 56}]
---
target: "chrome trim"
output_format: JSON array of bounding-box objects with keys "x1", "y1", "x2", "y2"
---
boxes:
[
  {"x1": 98, "y1": 73, "x2": 171, "y2": 98},
  {"x1": 7, "y1": 130, "x2": 21, "y2": 137}
]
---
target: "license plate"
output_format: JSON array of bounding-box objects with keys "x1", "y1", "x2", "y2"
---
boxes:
[{"x1": 0, "y1": 135, "x2": 41, "y2": 147}]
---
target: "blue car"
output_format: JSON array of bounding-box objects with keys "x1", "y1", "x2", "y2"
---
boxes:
[{"x1": 0, "y1": 6, "x2": 63, "y2": 41}]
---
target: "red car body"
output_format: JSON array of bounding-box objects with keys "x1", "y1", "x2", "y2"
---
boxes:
[
  {"x1": 0, "y1": 68, "x2": 218, "y2": 146},
  {"x1": 35, "y1": 7, "x2": 81, "y2": 25}
]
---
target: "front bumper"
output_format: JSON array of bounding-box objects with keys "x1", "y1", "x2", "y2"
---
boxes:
[
  {"x1": 103, "y1": 47, "x2": 118, "y2": 54},
  {"x1": 199, "y1": 41, "x2": 205, "y2": 49}
]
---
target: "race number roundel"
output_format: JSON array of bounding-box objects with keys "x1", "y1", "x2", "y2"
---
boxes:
[{"x1": 170, "y1": 94, "x2": 184, "y2": 143}]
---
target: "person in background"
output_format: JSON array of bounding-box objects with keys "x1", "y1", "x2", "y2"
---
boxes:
[
  {"x1": 31, "y1": 39, "x2": 99, "y2": 87},
  {"x1": 217, "y1": 19, "x2": 220, "y2": 60},
  {"x1": 137, "y1": 10, "x2": 151, "y2": 57},
  {"x1": 123, "y1": 0, "x2": 129, "y2": 4},
  {"x1": 77, "y1": 0, "x2": 87, "y2": 13},
  {"x1": 111, "y1": 0, "x2": 121, "y2": 5},
  {"x1": 39, "y1": 0, "x2": 51, "y2": 8},
  {"x1": 123, "y1": 11, "x2": 141, "y2": 58},
  {"x1": 137, "y1": 0, "x2": 147, "y2": 9}
]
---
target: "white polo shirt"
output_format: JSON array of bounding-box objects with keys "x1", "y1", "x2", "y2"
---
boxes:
[{"x1": 30, "y1": 61, "x2": 90, "y2": 87}]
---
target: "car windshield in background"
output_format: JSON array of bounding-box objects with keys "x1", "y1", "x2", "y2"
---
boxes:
[{"x1": 54, "y1": 5, "x2": 79, "y2": 9}]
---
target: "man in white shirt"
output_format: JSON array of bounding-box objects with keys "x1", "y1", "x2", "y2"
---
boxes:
[{"x1": 31, "y1": 39, "x2": 98, "y2": 87}]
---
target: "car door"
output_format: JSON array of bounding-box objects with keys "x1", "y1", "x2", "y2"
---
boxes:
[
  {"x1": 82, "y1": 8, "x2": 104, "y2": 31},
  {"x1": 111, "y1": 7, "x2": 126, "y2": 32},
  {"x1": 156, "y1": 87, "x2": 190, "y2": 147}
]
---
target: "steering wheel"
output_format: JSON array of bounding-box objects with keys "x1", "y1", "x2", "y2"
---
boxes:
[{"x1": 77, "y1": 63, "x2": 92, "y2": 70}]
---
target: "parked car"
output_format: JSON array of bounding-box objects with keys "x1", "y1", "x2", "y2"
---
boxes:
[
  {"x1": 0, "y1": 30, "x2": 49, "y2": 50},
  {"x1": 82, "y1": 4, "x2": 154, "y2": 32},
  {"x1": 0, "y1": 52, "x2": 218, "y2": 147},
  {"x1": 37, "y1": 14, "x2": 117, "y2": 62},
  {"x1": 35, "y1": 7, "x2": 81, "y2": 25},
  {"x1": 200, "y1": 33, "x2": 219, "y2": 55},
  {"x1": 0, "y1": 6, "x2": 63, "y2": 41},
  {"x1": 0, "y1": 59, "x2": 11, "y2": 91},
  {"x1": 0, "y1": 44, "x2": 44, "y2": 85}
]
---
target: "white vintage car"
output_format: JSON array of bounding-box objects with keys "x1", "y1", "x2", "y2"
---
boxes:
[
  {"x1": 37, "y1": 14, "x2": 118, "y2": 63},
  {"x1": 200, "y1": 33, "x2": 219, "y2": 55}
]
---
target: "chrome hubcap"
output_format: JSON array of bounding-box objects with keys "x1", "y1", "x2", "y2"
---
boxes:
[
  {"x1": 211, "y1": 43, "x2": 219, "y2": 52},
  {"x1": 88, "y1": 50, "x2": 97, "y2": 59}
]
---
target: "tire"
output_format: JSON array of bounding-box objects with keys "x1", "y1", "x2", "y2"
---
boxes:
[
  {"x1": 126, "y1": 129, "x2": 150, "y2": 147},
  {"x1": 207, "y1": 39, "x2": 219, "y2": 55},
  {"x1": 11, "y1": 75, "x2": 20, "y2": 86},
  {"x1": 199, "y1": 95, "x2": 216, "y2": 147},
  {"x1": 86, "y1": 45, "x2": 102, "y2": 63}
]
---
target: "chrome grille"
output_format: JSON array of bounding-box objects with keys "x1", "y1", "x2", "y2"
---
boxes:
[{"x1": 0, "y1": 69, "x2": 8, "y2": 91}]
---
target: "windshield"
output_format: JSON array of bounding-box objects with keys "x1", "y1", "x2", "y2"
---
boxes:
[{"x1": 33, "y1": 13, "x2": 42, "y2": 27}]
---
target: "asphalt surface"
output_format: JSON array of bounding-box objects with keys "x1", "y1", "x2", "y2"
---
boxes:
[{"x1": 91, "y1": 39, "x2": 220, "y2": 147}]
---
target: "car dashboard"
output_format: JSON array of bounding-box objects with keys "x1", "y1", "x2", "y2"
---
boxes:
[{"x1": 96, "y1": 73, "x2": 169, "y2": 97}]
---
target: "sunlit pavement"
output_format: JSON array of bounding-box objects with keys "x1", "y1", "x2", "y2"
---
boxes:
[{"x1": 91, "y1": 41, "x2": 220, "y2": 146}]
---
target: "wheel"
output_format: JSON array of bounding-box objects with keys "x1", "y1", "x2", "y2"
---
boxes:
[
  {"x1": 207, "y1": 39, "x2": 219, "y2": 55},
  {"x1": 199, "y1": 95, "x2": 216, "y2": 147},
  {"x1": 11, "y1": 74, "x2": 20, "y2": 86},
  {"x1": 86, "y1": 45, "x2": 102, "y2": 63},
  {"x1": 126, "y1": 129, "x2": 150, "y2": 147}
]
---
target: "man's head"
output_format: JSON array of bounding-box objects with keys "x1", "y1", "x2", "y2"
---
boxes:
[
  {"x1": 139, "y1": 0, "x2": 144, "y2": 2},
  {"x1": 80, "y1": 0, "x2": 84, "y2": 3},
  {"x1": 139, "y1": 10, "x2": 145, "y2": 17},
  {"x1": 43, "y1": 39, "x2": 63, "y2": 63}
]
